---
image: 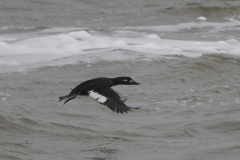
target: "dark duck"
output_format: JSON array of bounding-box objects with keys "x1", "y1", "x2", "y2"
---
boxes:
[{"x1": 59, "y1": 77, "x2": 140, "y2": 114}]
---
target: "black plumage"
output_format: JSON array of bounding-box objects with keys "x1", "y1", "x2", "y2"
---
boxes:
[{"x1": 59, "y1": 77, "x2": 140, "y2": 114}]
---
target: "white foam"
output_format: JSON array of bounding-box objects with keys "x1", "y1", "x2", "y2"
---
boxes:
[
  {"x1": 231, "y1": 49, "x2": 240, "y2": 55},
  {"x1": 94, "y1": 42, "x2": 109, "y2": 48},
  {"x1": 139, "y1": 43, "x2": 161, "y2": 49},
  {"x1": 162, "y1": 45, "x2": 172, "y2": 49},
  {"x1": 113, "y1": 40, "x2": 126, "y2": 47},
  {"x1": 67, "y1": 30, "x2": 92, "y2": 39},
  {"x1": 216, "y1": 41, "x2": 228, "y2": 45},
  {"x1": 197, "y1": 17, "x2": 207, "y2": 21},
  {"x1": 194, "y1": 42, "x2": 202, "y2": 45},
  {"x1": 226, "y1": 39, "x2": 238, "y2": 44},
  {"x1": 219, "y1": 50, "x2": 227, "y2": 54},
  {"x1": 145, "y1": 34, "x2": 161, "y2": 39},
  {"x1": 0, "y1": 24, "x2": 240, "y2": 73},
  {"x1": 0, "y1": 42, "x2": 8, "y2": 47},
  {"x1": 125, "y1": 18, "x2": 240, "y2": 32}
]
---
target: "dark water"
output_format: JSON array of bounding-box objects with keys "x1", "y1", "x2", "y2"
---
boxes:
[
  {"x1": 1, "y1": 0, "x2": 240, "y2": 160},
  {"x1": 1, "y1": 54, "x2": 240, "y2": 160},
  {"x1": 1, "y1": 0, "x2": 240, "y2": 29}
]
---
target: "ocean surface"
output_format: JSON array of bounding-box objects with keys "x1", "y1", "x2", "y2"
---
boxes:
[{"x1": 1, "y1": 0, "x2": 240, "y2": 160}]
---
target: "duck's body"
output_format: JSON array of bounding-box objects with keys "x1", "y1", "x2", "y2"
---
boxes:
[{"x1": 59, "y1": 77, "x2": 140, "y2": 114}]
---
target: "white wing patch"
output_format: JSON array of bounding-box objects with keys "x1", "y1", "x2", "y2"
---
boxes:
[{"x1": 88, "y1": 90, "x2": 108, "y2": 103}]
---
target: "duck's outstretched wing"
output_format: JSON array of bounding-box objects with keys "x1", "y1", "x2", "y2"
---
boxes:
[{"x1": 88, "y1": 86, "x2": 137, "y2": 114}]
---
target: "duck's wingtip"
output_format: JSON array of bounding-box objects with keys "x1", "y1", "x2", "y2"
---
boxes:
[{"x1": 131, "y1": 107, "x2": 141, "y2": 109}]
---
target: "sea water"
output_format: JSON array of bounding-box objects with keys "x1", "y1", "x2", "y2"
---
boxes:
[{"x1": 1, "y1": 0, "x2": 240, "y2": 160}]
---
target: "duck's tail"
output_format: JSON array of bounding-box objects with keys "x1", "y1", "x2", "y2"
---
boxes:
[
  {"x1": 59, "y1": 94, "x2": 78, "y2": 105},
  {"x1": 59, "y1": 95, "x2": 69, "y2": 102}
]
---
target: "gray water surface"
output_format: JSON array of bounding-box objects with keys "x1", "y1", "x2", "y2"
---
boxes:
[
  {"x1": 1, "y1": 54, "x2": 240, "y2": 160},
  {"x1": 1, "y1": 0, "x2": 240, "y2": 159}
]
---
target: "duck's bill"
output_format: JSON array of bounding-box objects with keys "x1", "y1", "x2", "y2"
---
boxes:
[{"x1": 131, "y1": 81, "x2": 140, "y2": 85}]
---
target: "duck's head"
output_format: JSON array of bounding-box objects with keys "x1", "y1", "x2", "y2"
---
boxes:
[{"x1": 114, "y1": 77, "x2": 140, "y2": 85}]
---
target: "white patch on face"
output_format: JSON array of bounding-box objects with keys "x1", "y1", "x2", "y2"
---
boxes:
[
  {"x1": 124, "y1": 79, "x2": 128, "y2": 82},
  {"x1": 88, "y1": 90, "x2": 107, "y2": 103}
]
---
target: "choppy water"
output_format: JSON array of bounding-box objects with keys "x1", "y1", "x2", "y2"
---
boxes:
[{"x1": 1, "y1": 0, "x2": 240, "y2": 160}]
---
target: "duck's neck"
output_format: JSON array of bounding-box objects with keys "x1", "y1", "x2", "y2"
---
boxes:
[{"x1": 111, "y1": 78, "x2": 119, "y2": 86}]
